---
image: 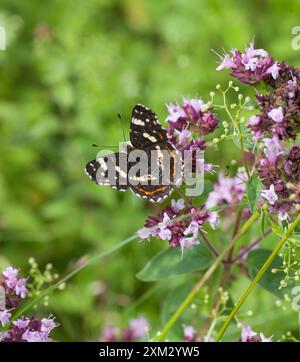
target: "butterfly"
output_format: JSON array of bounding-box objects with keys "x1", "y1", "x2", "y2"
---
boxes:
[{"x1": 85, "y1": 104, "x2": 183, "y2": 202}]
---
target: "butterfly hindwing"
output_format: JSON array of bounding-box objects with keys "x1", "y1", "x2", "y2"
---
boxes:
[
  {"x1": 127, "y1": 144, "x2": 182, "y2": 202},
  {"x1": 85, "y1": 153, "x2": 129, "y2": 191},
  {"x1": 130, "y1": 184, "x2": 172, "y2": 203}
]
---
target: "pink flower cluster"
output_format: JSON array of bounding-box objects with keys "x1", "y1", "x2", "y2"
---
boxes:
[
  {"x1": 166, "y1": 98, "x2": 219, "y2": 173},
  {"x1": 183, "y1": 325, "x2": 201, "y2": 342},
  {"x1": 0, "y1": 266, "x2": 27, "y2": 310},
  {"x1": 239, "y1": 324, "x2": 272, "y2": 342},
  {"x1": 137, "y1": 199, "x2": 218, "y2": 254},
  {"x1": 0, "y1": 266, "x2": 58, "y2": 342},
  {"x1": 218, "y1": 40, "x2": 300, "y2": 221},
  {"x1": 101, "y1": 316, "x2": 149, "y2": 342},
  {"x1": 216, "y1": 40, "x2": 280, "y2": 85},
  {"x1": 206, "y1": 172, "x2": 246, "y2": 210},
  {"x1": 258, "y1": 139, "x2": 300, "y2": 220},
  {"x1": 249, "y1": 65, "x2": 300, "y2": 141},
  {"x1": 0, "y1": 316, "x2": 58, "y2": 342},
  {"x1": 218, "y1": 41, "x2": 300, "y2": 142},
  {"x1": 166, "y1": 98, "x2": 219, "y2": 138}
]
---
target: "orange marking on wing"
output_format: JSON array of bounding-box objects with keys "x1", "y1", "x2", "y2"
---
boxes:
[{"x1": 136, "y1": 185, "x2": 169, "y2": 196}]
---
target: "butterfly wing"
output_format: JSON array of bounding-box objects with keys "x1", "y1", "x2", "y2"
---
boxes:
[
  {"x1": 130, "y1": 184, "x2": 173, "y2": 203},
  {"x1": 85, "y1": 153, "x2": 129, "y2": 191},
  {"x1": 130, "y1": 104, "x2": 168, "y2": 149},
  {"x1": 128, "y1": 104, "x2": 183, "y2": 201},
  {"x1": 127, "y1": 142, "x2": 183, "y2": 203}
]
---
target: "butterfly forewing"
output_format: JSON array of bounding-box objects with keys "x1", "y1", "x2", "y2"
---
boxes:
[{"x1": 130, "y1": 104, "x2": 168, "y2": 149}]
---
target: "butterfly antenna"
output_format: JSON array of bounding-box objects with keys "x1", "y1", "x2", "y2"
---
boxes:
[
  {"x1": 92, "y1": 144, "x2": 119, "y2": 149},
  {"x1": 118, "y1": 113, "x2": 126, "y2": 142}
]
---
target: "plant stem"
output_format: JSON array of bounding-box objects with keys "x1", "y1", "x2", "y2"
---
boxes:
[
  {"x1": 232, "y1": 228, "x2": 272, "y2": 263},
  {"x1": 226, "y1": 208, "x2": 243, "y2": 262},
  {"x1": 199, "y1": 229, "x2": 219, "y2": 257},
  {"x1": 222, "y1": 90, "x2": 250, "y2": 178},
  {"x1": 216, "y1": 214, "x2": 300, "y2": 341},
  {"x1": 154, "y1": 211, "x2": 260, "y2": 341}
]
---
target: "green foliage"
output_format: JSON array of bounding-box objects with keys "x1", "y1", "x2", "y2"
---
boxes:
[
  {"x1": 246, "y1": 249, "x2": 285, "y2": 298},
  {"x1": 246, "y1": 174, "x2": 263, "y2": 213},
  {"x1": 136, "y1": 244, "x2": 212, "y2": 281}
]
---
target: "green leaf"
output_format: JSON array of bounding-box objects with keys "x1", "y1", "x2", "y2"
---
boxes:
[
  {"x1": 246, "y1": 249, "x2": 285, "y2": 298},
  {"x1": 246, "y1": 174, "x2": 262, "y2": 213},
  {"x1": 232, "y1": 125, "x2": 253, "y2": 150},
  {"x1": 136, "y1": 244, "x2": 212, "y2": 282}
]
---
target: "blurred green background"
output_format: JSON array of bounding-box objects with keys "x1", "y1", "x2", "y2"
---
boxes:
[{"x1": 0, "y1": 0, "x2": 300, "y2": 341}]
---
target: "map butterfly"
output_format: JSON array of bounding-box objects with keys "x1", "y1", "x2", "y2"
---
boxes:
[{"x1": 85, "y1": 104, "x2": 183, "y2": 202}]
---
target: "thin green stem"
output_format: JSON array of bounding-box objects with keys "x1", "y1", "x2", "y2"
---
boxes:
[
  {"x1": 216, "y1": 214, "x2": 300, "y2": 341},
  {"x1": 222, "y1": 90, "x2": 250, "y2": 178},
  {"x1": 232, "y1": 227, "x2": 272, "y2": 263},
  {"x1": 226, "y1": 207, "x2": 243, "y2": 262},
  {"x1": 199, "y1": 229, "x2": 219, "y2": 257},
  {"x1": 154, "y1": 211, "x2": 260, "y2": 341}
]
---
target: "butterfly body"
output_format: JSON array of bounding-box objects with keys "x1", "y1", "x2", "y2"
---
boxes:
[{"x1": 85, "y1": 104, "x2": 183, "y2": 202}]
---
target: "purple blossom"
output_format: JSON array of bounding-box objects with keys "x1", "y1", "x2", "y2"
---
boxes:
[
  {"x1": 13, "y1": 318, "x2": 30, "y2": 330},
  {"x1": 268, "y1": 107, "x2": 284, "y2": 123},
  {"x1": 183, "y1": 325, "x2": 201, "y2": 342},
  {"x1": 287, "y1": 78, "x2": 297, "y2": 98},
  {"x1": 0, "y1": 310, "x2": 11, "y2": 327},
  {"x1": 216, "y1": 54, "x2": 235, "y2": 71},
  {"x1": 1, "y1": 266, "x2": 28, "y2": 309},
  {"x1": 15, "y1": 278, "x2": 28, "y2": 299},
  {"x1": 2, "y1": 267, "x2": 19, "y2": 289},
  {"x1": 257, "y1": 158, "x2": 281, "y2": 186},
  {"x1": 138, "y1": 200, "x2": 216, "y2": 253},
  {"x1": 257, "y1": 140, "x2": 300, "y2": 220},
  {"x1": 157, "y1": 213, "x2": 173, "y2": 240},
  {"x1": 166, "y1": 98, "x2": 219, "y2": 138},
  {"x1": 41, "y1": 317, "x2": 58, "y2": 333},
  {"x1": 165, "y1": 98, "x2": 218, "y2": 177},
  {"x1": 261, "y1": 184, "x2": 278, "y2": 205},
  {"x1": 128, "y1": 317, "x2": 149, "y2": 340},
  {"x1": 1, "y1": 316, "x2": 58, "y2": 342},
  {"x1": 179, "y1": 236, "x2": 199, "y2": 254},
  {"x1": 240, "y1": 324, "x2": 260, "y2": 342},
  {"x1": 137, "y1": 227, "x2": 152, "y2": 240},
  {"x1": 266, "y1": 63, "x2": 280, "y2": 79},
  {"x1": 283, "y1": 146, "x2": 300, "y2": 181},
  {"x1": 101, "y1": 325, "x2": 121, "y2": 342},
  {"x1": 101, "y1": 316, "x2": 150, "y2": 342},
  {"x1": 206, "y1": 172, "x2": 246, "y2": 209},
  {"x1": 249, "y1": 115, "x2": 260, "y2": 126},
  {"x1": 208, "y1": 211, "x2": 219, "y2": 229},
  {"x1": 260, "y1": 333, "x2": 273, "y2": 342},
  {"x1": 171, "y1": 198, "x2": 185, "y2": 213},
  {"x1": 175, "y1": 128, "x2": 191, "y2": 146},
  {"x1": 247, "y1": 62, "x2": 300, "y2": 141},
  {"x1": 216, "y1": 41, "x2": 280, "y2": 85},
  {"x1": 0, "y1": 266, "x2": 58, "y2": 342},
  {"x1": 22, "y1": 330, "x2": 50, "y2": 342},
  {"x1": 239, "y1": 324, "x2": 272, "y2": 342},
  {"x1": 263, "y1": 135, "x2": 284, "y2": 166}
]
